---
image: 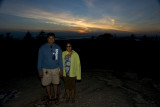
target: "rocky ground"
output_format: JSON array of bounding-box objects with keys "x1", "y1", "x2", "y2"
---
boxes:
[{"x1": 1, "y1": 69, "x2": 160, "y2": 107}]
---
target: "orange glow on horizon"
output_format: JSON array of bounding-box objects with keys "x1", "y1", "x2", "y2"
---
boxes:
[{"x1": 76, "y1": 30, "x2": 88, "y2": 33}]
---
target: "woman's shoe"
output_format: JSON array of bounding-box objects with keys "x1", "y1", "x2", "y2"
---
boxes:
[
  {"x1": 46, "y1": 98, "x2": 52, "y2": 105},
  {"x1": 65, "y1": 98, "x2": 70, "y2": 103},
  {"x1": 54, "y1": 98, "x2": 59, "y2": 105},
  {"x1": 71, "y1": 98, "x2": 75, "y2": 103}
]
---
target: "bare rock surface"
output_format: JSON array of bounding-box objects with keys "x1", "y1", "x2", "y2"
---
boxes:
[{"x1": 2, "y1": 69, "x2": 160, "y2": 107}]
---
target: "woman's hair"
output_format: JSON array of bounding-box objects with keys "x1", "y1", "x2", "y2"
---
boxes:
[
  {"x1": 65, "y1": 41, "x2": 73, "y2": 49},
  {"x1": 66, "y1": 41, "x2": 72, "y2": 46}
]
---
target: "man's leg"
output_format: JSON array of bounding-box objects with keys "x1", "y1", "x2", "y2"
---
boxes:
[
  {"x1": 42, "y1": 68, "x2": 52, "y2": 100},
  {"x1": 54, "y1": 84, "x2": 60, "y2": 104},
  {"x1": 58, "y1": 77, "x2": 66, "y2": 99},
  {"x1": 53, "y1": 84, "x2": 58, "y2": 99},
  {"x1": 46, "y1": 85, "x2": 52, "y2": 100},
  {"x1": 51, "y1": 68, "x2": 60, "y2": 99}
]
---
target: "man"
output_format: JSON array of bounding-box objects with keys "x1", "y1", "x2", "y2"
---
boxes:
[{"x1": 37, "y1": 33, "x2": 63, "y2": 105}]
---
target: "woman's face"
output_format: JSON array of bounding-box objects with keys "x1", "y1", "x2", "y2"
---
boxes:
[{"x1": 66, "y1": 43, "x2": 72, "y2": 52}]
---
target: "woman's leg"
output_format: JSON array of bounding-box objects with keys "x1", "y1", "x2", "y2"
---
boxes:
[
  {"x1": 71, "y1": 89, "x2": 75, "y2": 103},
  {"x1": 65, "y1": 89, "x2": 70, "y2": 103}
]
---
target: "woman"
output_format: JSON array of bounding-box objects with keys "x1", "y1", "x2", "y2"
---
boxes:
[{"x1": 62, "y1": 42, "x2": 81, "y2": 103}]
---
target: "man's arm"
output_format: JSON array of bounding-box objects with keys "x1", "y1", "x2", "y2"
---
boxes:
[
  {"x1": 37, "y1": 47, "x2": 43, "y2": 77},
  {"x1": 58, "y1": 47, "x2": 63, "y2": 76}
]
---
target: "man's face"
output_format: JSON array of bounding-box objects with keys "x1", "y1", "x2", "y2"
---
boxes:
[{"x1": 47, "y1": 36, "x2": 55, "y2": 45}]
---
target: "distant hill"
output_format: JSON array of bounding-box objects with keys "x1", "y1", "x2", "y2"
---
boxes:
[{"x1": 0, "y1": 29, "x2": 159, "y2": 40}]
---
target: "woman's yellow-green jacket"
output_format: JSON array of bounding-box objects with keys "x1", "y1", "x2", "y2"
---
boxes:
[{"x1": 62, "y1": 50, "x2": 81, "y2": 80}]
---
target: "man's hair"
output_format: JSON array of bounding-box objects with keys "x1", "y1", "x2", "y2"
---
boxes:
[{"x1": 47, "y1": 33, "x2": 55, "y2": 38}]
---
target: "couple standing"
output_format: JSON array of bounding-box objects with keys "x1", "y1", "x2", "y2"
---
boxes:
[{"x1": 37, "y1": 33, "x2": 81, "y2": 105}]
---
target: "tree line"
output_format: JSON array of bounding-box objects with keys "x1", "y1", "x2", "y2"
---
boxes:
[{"x1": 0, "y1": 31, "x2": 160, "y2": 42}]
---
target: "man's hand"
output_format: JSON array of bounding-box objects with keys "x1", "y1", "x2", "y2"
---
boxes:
[
  {"x1": 39, "y1": 72, "x2": 43, "y2": 78},
  {"x1": 59, "y1": 70, "x2": 63, "y2": 77}
]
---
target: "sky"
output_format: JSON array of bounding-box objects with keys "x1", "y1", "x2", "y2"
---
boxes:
[{"x1": 0, "y1": 0, "x2": 160, "y2": 37}]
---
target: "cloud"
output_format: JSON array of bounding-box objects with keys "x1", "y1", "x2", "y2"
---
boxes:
[
  {"x1": 0, "y1": 1, "x2": 131, "y2": 32},
  {"x1": 83, "y1": 0, "x2": 95, "y2": 7},
  {"x1": 148, "y1": 10, "x2": 160, "y2": 20}
]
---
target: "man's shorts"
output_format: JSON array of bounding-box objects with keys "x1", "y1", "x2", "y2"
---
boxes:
[{"x1": 41, "y1": 68, "x2": 59, "y2": 86}]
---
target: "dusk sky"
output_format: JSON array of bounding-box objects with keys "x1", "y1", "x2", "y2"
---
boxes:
[{"x1": 0, "y1": 0, "x2": 160, "y2": 35}]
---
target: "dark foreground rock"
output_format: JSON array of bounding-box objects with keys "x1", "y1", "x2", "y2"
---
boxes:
[{"x1": 2, "y1": 69, "x2": 160, "y2": 107}]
